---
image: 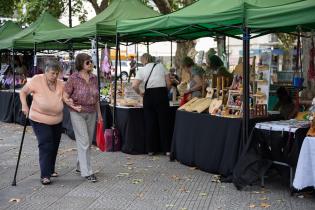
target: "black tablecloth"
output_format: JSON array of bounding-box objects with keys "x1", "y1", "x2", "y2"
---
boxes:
[
  {"x1": 170, "y1": 111, "x2": 281, "y2": 177},
  {"x1": 233, "y1": 127, "x2": 309, "y2": 189},
  {"x1": 171, "y1": 111, "x2": 244, "y2": 177},
  {"x1": 113, "y1": 106, "x2": 178, "y2": 155},
  {"x1": 0, "y1": 91, "x2": 30, "y2": 125}
]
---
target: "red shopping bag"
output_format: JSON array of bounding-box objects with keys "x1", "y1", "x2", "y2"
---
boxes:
[{"x1": 96, "y1": 121, "x2": 106, "y2": 152}]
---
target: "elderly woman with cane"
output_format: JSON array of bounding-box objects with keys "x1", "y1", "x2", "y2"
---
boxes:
[
  {"x1": 63, "y1": 53, "x2": 102, "y2": 183},
  {"x1": 20, "y1": 60, "x2": 65, "y2": 185}
]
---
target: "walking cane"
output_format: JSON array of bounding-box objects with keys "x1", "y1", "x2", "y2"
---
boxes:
[{"x1": 12, "y1": 112, "x2": 29, "y2": 186}]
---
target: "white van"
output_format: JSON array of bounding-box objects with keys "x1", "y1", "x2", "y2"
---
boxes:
[{"x1": 111, "y1": 60, "x2": 143, "y2": 80}]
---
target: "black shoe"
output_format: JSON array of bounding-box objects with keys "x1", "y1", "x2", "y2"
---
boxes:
[
  {"x1": 86, "y1": 174, "x2": 97, "y2": 183},
  {"x1": 75, "y1": 169, "x2": 81, "y2": 174}
]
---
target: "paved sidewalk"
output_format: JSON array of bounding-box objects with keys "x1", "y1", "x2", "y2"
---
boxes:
[{"x1": 0, "y1": 122, "x2": 314, "y2": 210}]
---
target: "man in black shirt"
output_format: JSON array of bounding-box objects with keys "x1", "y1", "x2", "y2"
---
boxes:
[{"x1": 128, "y1": 56, "x2": 137, "y2": 82}]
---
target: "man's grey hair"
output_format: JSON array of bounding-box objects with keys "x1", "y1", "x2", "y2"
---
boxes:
[
  {"x1": 45, "y1": 60, "x2": 62, "y2": 73},
  {"x1": 141, "y1": 53, "x2": 154, "y2": 63}
]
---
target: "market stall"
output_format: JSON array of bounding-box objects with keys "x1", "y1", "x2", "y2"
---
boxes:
[
  {"x1": 114, "y1": 0, "x2": 315, "y2": 182},
  {"x1": 233, "y1": 120, "x2": 310, "y2": 190}
]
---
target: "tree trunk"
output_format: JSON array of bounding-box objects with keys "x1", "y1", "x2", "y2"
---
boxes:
[
  {"x1": 175, "y1": 41, "x2": 196, "y2": 78},
  {"x1": 152, "y1": 0, "x2": 171, "y2": 14},
  {"x1": 87, "y1": 0, "x2": 109, "y2": 14},
  {"x1": 216, "y1": 36, "x2": 226, "y2": 58},
  {"x1": 302, "y1": 32, "x2": 315, "y2": 98}
]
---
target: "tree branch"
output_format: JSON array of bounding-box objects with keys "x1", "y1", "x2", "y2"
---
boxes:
[{"x1": 152, "y1": 0, "x2": 172, "y2": 14}]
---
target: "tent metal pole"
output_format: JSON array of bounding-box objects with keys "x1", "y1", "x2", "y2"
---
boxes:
[
  {"x1": 113, "y1": 33, "x2": 120, "y2": 128},
  {"x1": 69, "y1": 0, "x2": 72, "y2": 28},
  {"x1": 136, "y1": 44, "x2": 139, "y2": 71},
  {"x1": 118, "y1": 44, "x2": 122, "y2": 84},
  {"x1": 170, "y1": 41, "x2": 173, "y2": 67},
  {"x1": 242, "y1": 27, "x2": 250, "y2": 146},
  {"x1": 147, "y1": 42, "x2": 149, "y2": 53},
  {"x1": 95, "y1": 36, "x2": 101, "y2": 95},
  {"x1": 34, "y1": 43, "x2": 37, "y2": 75},
  {"x1": 12, "y1": 49, "x2": 16, "y2": 123}
]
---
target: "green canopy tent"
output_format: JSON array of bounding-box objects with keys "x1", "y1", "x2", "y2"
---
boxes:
[
  {"x1": 0, "y1": 21, "x2": 21, "y2": 41},
  {"x1": 0, "y1": 12, "x2": 67, "y2": 50},
  {"x1": 0, "y1": 21, "x2": 21, "y2": 69},
  {"x1": 0, "y1": 12, "x2": 90, "y2": 51},
  {"x1": 117, "y1": 0, "x2": 307, "y2": 41},
  {"x1": 34, "y1": 0, "x2": 160, "y2": 44},
  {"x1": 116, "y1": 0, "x2": 315, "y2": 143}
]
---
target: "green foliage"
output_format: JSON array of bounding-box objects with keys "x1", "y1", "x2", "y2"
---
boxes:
[
  {"x1": 15, "y1": 0, "x2": 65, "y2": 24},
  {"x1": 0, "y1": 0, "x2": 16, "y2": 17},
  {"x1": 276, "y1": 33, "x2": 296, "y2": 50},
  {"x1": 11, "y1": 0, "x2": 89, "y2": 24}
]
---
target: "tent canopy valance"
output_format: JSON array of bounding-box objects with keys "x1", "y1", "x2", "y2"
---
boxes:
[
  {"x1": 0, "y1": 21, "x2": 21, "y2": 41},
  {"x1": 34, "y1": 0, "x2": 160, "y2": 45},
  {"x1": 116, "y1": 0, "x2": 314, "y2": 42}
]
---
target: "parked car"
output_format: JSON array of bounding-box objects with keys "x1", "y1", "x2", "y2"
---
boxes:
[{"x1": 111, "y1": 60, "x2": 143, "y2": 81}]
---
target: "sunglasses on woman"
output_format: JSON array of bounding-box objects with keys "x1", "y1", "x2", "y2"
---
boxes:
[{"x1": 85, "y1": 60, "x2": 93, "y2": 65}]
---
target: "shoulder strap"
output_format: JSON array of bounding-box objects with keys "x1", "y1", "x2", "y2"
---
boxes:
[{"x1": 145, "y1": 63, "x2": 157, "y2": 90}]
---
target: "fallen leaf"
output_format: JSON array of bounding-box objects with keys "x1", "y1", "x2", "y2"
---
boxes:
[
  {"x1": 259, "y1": 197, "x2": 268, "y2": 201},
  {"x1": 179, "y1": 187, "x2": 189, "y2": 193},
  {"x1": 297, "y1": 195, "x2": 304, "y2": 198},
  {"x1": 249, "y1": 204, "x2": 256, "y2": 208},
  {"x1": 127, "y1": 167, "x2": 133, "y2": 170},
  {"x1": 170, "y1": 175, "x2": 181, "y2": 181},
  {"x1": 132, "y1": 178, "x2": 143, "y2": 184},
  {"x1": 9, "y1": 198, "x2": 21, "y2": 203},
  {"x1": 276, "y1": 199, "x2": 285, "y2": 202},
  {"x1": 126, "y1": 162, "x2": 134, "y2": 165},
  {"x1": 150, "y1": 157, "x2": 159, "y2": 161},
  {"x1": 180, "y1": 208, "x2": 188, "y2": 210},
  {"x1": 189, "y1": 167, "x2": 197, "y2": 170},
  {"x1": 137, "y1": 192, "x2": 144, "y2": 199},
  {"x1": 165, "y1": 204, "x2": 175, "y2": 208},
  {"x1": 211, "y1": 175, "x2": 221, "y2": 183},
  {"x1": 116, "y1": 172, "x2": 129, "y2": 177},
  {"x1": 260, "y1": 202, "x2": 271, "y2": 208},
  {"x1": 199, "y1": 192, "x2": 208, "y2": 196}
]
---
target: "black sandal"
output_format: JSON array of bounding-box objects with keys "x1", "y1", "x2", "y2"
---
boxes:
[{"x1": 41, "y1": 177, "x2": 51, "y2": 185}]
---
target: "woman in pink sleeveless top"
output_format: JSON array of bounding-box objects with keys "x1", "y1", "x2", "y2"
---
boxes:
[{"x1": 20, "y1": 60, "x2": 64, "y2": 185}]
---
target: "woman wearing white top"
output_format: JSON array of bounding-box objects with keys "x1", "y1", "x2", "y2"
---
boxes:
[{"x1": 132, "y1": 53, "x2": 171, "y2": 155}]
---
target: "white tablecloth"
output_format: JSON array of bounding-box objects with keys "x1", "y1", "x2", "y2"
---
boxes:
[
  {"x1": 255, "y1": 120, "x2": 310, "y2": 133},
  {"x1": 293, "y1": 136, "x2": 315, "y2": 190}
]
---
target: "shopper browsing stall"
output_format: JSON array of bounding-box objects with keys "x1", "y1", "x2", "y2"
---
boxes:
[
  {"x1": 181, "y1": 57, "x2": 204, "y2": 98},
  {"x1": 19, "y1": 60, "x2": 64, "y2": 185},
  {"x1": 273, "y1": 86, "x2": 298, "y2": 120},
  {"x1": 132, "y1": 53, "x2": 172, "y2": 155},
  {"x1": 63, "y1": 53, "x2": 103, "y2": 183}
]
